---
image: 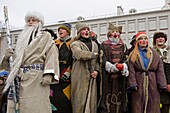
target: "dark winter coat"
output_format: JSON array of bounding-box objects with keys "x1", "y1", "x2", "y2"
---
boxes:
[{"x1": 127, "y1": 48, "x2": 167, "y2": 113}]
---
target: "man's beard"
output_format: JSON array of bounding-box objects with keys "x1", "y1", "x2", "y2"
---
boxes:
[{"x1": 15, "y1": 23, "x2": 40, "y2": 54}]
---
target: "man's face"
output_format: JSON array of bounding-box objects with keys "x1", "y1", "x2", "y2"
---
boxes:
[
  {"x1": 138, "y1": 36, "x2": 148, "y2": 48},
  {"x1": 156, "y1": 37, "x2": 165, "y2": 46},
  {"x1": 27, "y1": 17, "x2": 39, "y2": 26},
  {"x1": 58, "y1": 28, "x2": 69, "y2": 38},
  {"x1": 80, "y1": 27, "x2": 90, "y2": 38},
  {"x1": 109, "y1": 30, "x2": 120, "y2": 39}
]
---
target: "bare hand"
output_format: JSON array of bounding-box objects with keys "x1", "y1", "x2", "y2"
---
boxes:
[
  {"x1": 40, "y1": 74, "x2": 53, "y2": 86},
  {"x1": 90, "y1": 71, "x2": 98, "y2": 78},
  {"x1": 5, "y1": 48, "x2": 14, "y2": 59},
  {"x1": 167, "y1": 84, "x2": 170, "y2": 92}
]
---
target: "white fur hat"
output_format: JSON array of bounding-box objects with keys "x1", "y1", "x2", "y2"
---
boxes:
[{"x1": 25, "y1": 11, "x2": 44, "y2": 25}]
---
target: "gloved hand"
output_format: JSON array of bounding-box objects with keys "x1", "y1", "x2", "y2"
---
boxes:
[
  {"x1": 4, "y1": 48, "x2": 14, "y2": 59},
  {"x1": 60, "y1": 72, "x2": 70, "y2": 82},
  {"x1": 110, "y1": 63, "x2": 119, "y2": 73},
  {"x1": 40, "y1": 74, "x2": 53, "y2": 86},
  {"x1": 121, "y1": 63, "x2": 129, "y2": 77}
]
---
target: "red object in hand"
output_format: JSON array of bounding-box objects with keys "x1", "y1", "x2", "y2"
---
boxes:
[{"x1": 116, "y1": 63, "x2": 124, "y2": 71}]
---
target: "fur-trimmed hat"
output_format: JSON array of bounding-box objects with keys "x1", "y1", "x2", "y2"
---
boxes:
[
  {"x1": 107, "y1": 22, "x2": 122, "y2": 37},
  {"x1": 58, "y1": 23, "x2": 72, "y2": 35},
  {"x1": 25, "y1": 11, "x2": 44, "y2": 25},
  {"x1": 153, "y1": 32, "x2": 167, "y2": 45},
  {"x1": 75, "y1": 22, "x2": 89, "y2": 34},
  {"x1": 135, "y1": 32, "x2": 148, "y2": 41}
]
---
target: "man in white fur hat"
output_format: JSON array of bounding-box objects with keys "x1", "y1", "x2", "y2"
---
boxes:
[{"x1": 2, "y1": 11, "x2": 59, "y2": 113}]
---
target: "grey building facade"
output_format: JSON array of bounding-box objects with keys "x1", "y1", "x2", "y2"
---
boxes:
[{"x1": 1, "y1": 8, "x2": 170, "y2": 61}]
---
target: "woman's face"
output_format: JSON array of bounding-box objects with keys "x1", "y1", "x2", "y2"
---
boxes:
[
  {"x1": 80, "y1": 27, "x2": 90, "y2": 38},
  {"x1": 27, "y1": 17, "x2": 39, "y2": 26},
  {"x1": 138, "y1": 36, "x2": 148, "y2": 48}
]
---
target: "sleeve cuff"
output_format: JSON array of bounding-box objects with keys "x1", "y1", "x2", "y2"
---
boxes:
[
  {"x1": 44, "y1": 69, "x2": 59, "y2": 81},
  {"x1": 105, "y1": 61, "x2": 112, "y2": 72},
  {"x1": 54, "y1": 75, "x2": 59, "y2": 81},
  {"x1": 44, "y1": 69, "x2": 55, "y2": 74}
]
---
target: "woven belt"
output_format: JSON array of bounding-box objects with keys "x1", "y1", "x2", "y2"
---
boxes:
[{"x1": 20, "y1": 64, "x2": 44, "y2": 73}]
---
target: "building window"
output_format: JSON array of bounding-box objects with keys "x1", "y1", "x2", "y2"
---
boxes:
[
  {"x1": 98, "y1": 35, "x2": 107, "y2": 43},
  {"x1": 121, "y1": 33, "x2": 126, "y2": 41},
  {"x1": 148, "y1": 18, "x2": 156, "y2": 30},
  {"x1": 99, "y1": 24, "x2": 107, "y2": 34},
  {"x1": 112, "y1": 22, "x2": 117, "y2": 25},
  {"x1": 118, "y1": 21, "x2": 125, "y2": 33},
  {"x1": 159, "y1": 17, "x2": 168, "y2": 29},
  {"x1": 91, "y1": 25, "x2": 98, "y2": 34},
  {"x1": 128, "y1": 21, "x2": 135, "y2": 32},
  {"x1": 138, "y1": 19, "x2": 146, "y2": 31}
]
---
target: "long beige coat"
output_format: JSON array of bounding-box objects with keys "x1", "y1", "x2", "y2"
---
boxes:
[
  {"x1": 70, "y1": 40, "x2": 99, "y2": 113},
  {"x1": 7, "y1": 32, "x2": 59, "y2": 113}
]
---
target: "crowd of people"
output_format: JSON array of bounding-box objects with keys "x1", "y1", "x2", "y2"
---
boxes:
[{"x1": 0, "y1": 10, "x2": 169, "y2": 113}]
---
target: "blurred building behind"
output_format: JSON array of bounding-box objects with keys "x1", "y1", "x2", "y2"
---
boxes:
[{"x1": 1, "y1": 4, "x2": 170, "y2": 61}]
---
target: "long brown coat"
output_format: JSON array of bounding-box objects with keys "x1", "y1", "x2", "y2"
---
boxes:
[
  {"x1": 127, "y1": 48, "x2": 167, "y2": 113},
  {"x1": 7, "y1": 32, "x2": 59, "y2": 113},
  {"x1": 153, "y1": 45, "x2": 170, "y2": 105},
  {"x1": 70, "y1": 40, "x2": 99, "y2": 113}
]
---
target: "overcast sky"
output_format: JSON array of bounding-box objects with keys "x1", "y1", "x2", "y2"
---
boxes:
[{"x1": 0, "y1": 0, "x2": 166, "y2": 28}]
